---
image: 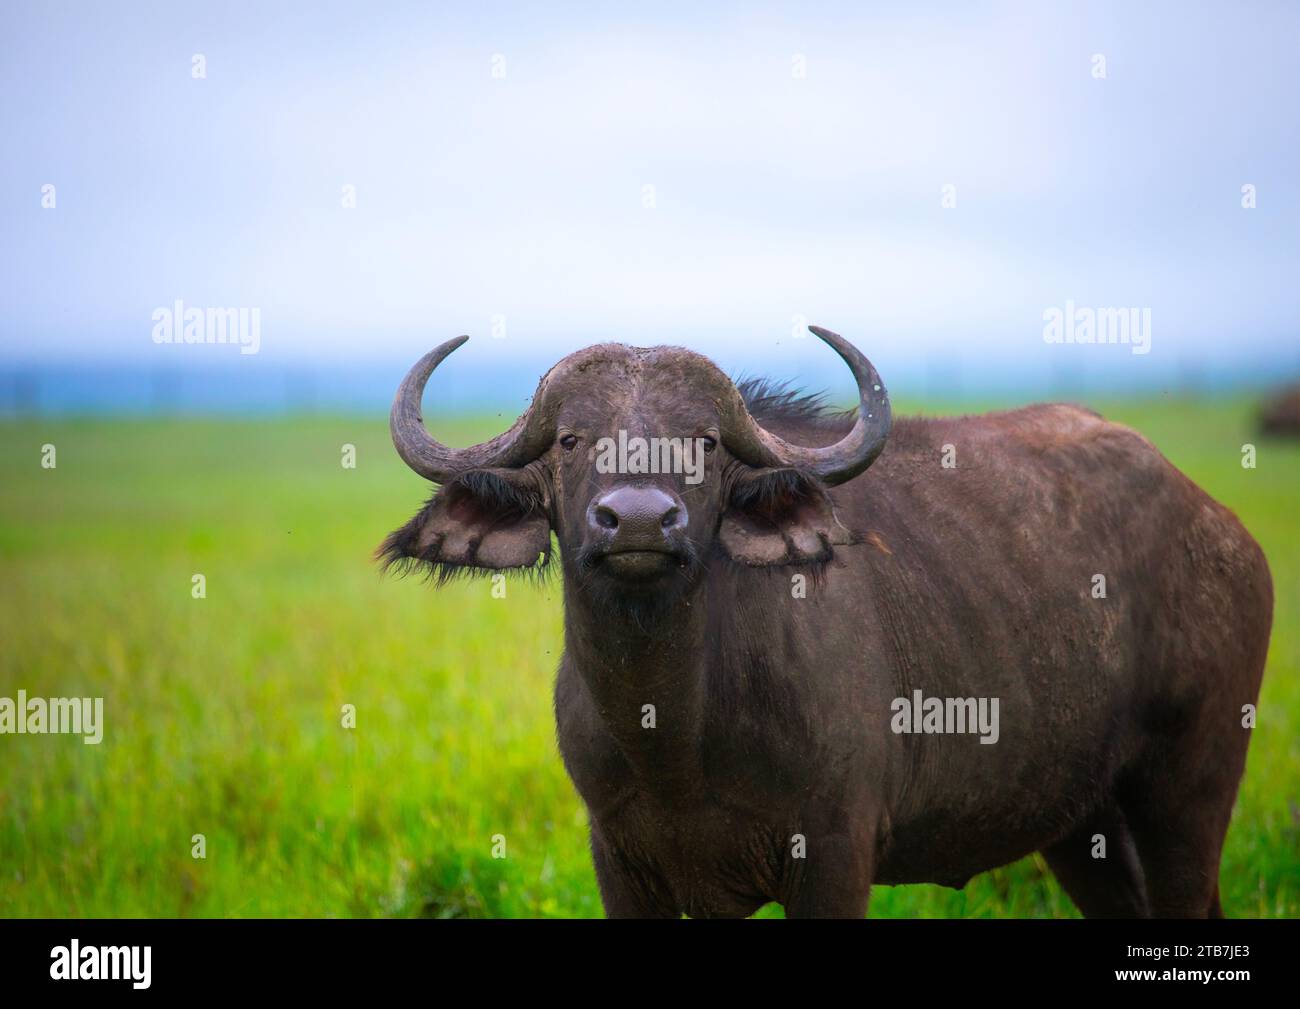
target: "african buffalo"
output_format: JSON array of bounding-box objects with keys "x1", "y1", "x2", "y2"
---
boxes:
[
  {"x1": 1259, "y1": 385, "x2": 1300, "y2": 437},
  {"x1": 381, "y1": 327, "x2": 1272, "y2": 919}
]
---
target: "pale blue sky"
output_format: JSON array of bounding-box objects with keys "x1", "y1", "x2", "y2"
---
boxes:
[{"x1": 1, "y1": 1, "x2": 1297, "y2": 399}]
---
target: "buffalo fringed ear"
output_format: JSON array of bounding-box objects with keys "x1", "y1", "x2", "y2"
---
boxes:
[
  {"x1": 718, "y1": 467, "x2": 853, "y2": 566},
  {"x1": 377, "y1": 469, "x2": 552, "y2": 578}
]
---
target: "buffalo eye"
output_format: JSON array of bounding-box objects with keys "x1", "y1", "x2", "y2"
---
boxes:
[{"x1": 559, "y1": 433, "x2": 579, "y2": 451}]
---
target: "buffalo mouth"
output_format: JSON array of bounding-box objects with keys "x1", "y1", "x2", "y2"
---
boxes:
[{"x1": 592, "y1": 547, "x2": 687, "y2": 581}]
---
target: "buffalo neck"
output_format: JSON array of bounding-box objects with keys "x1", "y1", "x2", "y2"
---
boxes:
[{"x1": 562, "y1": 574, "x2": 710, "y2": 793}]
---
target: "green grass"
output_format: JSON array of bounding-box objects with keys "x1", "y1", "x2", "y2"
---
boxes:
[{"x1": 1, "y1": 396, "x2": 1297, "y2": 918}]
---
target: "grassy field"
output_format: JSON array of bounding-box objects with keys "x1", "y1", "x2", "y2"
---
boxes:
[{"x1": 1, "y1": 396, "x2": 1297, "y2": 918}]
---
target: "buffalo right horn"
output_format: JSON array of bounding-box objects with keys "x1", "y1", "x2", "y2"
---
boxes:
[
  {"x1": 717, "y1": 325, "x2": 891, "y2": 486},
  {"x1": 390, "y1": 336, "x2": 554, "y2": 483}
]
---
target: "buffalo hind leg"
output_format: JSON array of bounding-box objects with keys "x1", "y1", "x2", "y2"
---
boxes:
[
  {"x1": 1119, "y1": 787, "x2": 1234, "y2": 918},
  {"x1": 1118, "y1": 737, "x2": 1244, "y2": 918},
  {"x1": 1042, "y1": 806, "x2": 1149, "y2": 918},
  {"x1": 1121, "y1": 813, "x2": 1228, "y2": 918}
]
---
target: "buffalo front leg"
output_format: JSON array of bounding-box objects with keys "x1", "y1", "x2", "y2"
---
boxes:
[
  {"x1": 589, "y1": 824, "x2": 679, "y2": 919},
  {"x1": 780, "y1": 815, "x2": 876, "y2": 919}
]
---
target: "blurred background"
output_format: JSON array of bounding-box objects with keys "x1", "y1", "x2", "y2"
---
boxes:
[
  {"x1": 1, "y1": 1, "x2": 1297, "y2": 917},
  {"x1": 3, "y1": 0, "x2": 1300, "y2": 408}
]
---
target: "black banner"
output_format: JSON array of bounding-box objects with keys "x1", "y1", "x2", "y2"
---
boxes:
[{"x1": 0, "y1": 919, "x2": 1288, "y2": 995}]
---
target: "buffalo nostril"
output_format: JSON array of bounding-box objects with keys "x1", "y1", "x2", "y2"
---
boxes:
[
  {"x1": 593, "y1": 505, "x2": 619, "y2": 530},
  {"x1": 661, "y1": 506, "x2": 681, "y2": 529}
]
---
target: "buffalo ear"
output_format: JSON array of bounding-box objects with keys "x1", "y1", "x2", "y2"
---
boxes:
[
  {"x1": 719, "y1": 468, "x2": 853, "y2": 566},
  {"x1": 379, "y1": 471, "x2": 551, "y2": 575}
]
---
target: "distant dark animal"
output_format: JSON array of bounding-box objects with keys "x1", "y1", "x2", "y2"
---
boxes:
[
  {"x1": 1259, "y1": 385, "x2": 1300, "y2": 437},
  {"x1": 381, "y1": 327, "x2": 1272, "y2": 918}
]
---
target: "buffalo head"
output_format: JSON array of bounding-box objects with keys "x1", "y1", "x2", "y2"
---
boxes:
[{"x1": 379, "y1": 326, "x2": 890, "y2": 610}]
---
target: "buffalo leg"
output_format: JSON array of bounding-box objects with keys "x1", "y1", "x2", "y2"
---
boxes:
[
  {"x1": 590, "y1": 827, "x2": 679, "y2": 919},
  {"x1": 781, "y1": 819, "x2": 875, "y2": 919},
  {"x1": 1118, "y1": 740, "x2": 1243, "y2": 918},
  {"x1": 1042, "y1": 806, "x2": 1149, "y2": 917},
  {"x1": 1120, "y1": 789, "x2": 1233, "y2": 918},
  {"x1": 1123, "y1": 816, "x2": 1228, "y2": 918}
]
